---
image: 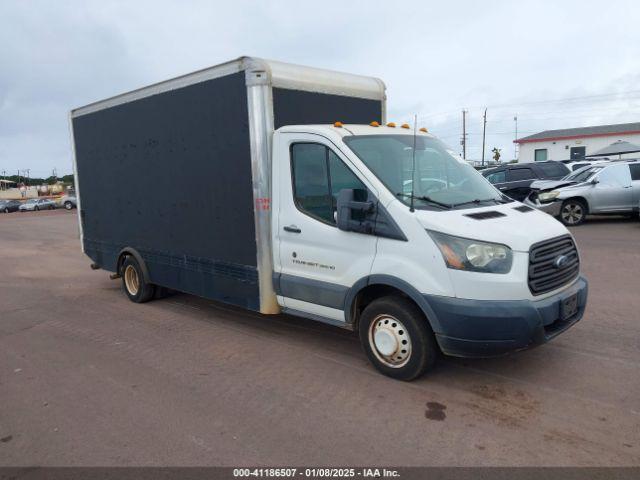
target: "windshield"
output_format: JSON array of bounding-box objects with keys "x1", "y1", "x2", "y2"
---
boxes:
[
  {"x1": 343, "y1": 134, "x2": 505, "y2": 209},
  {"x1": 564, "y1": 165, "x2": 604, "y2": 182}
]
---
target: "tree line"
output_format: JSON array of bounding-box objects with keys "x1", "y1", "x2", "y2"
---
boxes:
[{"x1": 1, "y1": 174, "x2": 75, "y2": 185}]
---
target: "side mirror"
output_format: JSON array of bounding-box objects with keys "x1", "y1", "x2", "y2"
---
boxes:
[
  {"x1": 336, "y1": 188, "x2": 374, "y2": 233},
  {"x1": 591, "y1": 177, "x2": 599, "y2": 185}
]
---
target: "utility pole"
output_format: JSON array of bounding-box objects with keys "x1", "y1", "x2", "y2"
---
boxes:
[
  {"x1": 25, "y1": 169, "x2": 30, "y2": 186},
  {"x1": 461, "y1": 109, "x2": 468, "y2": 160},
  {"x1": 514, "y1": 115, "x2": 518, "y2": 161},
  {"x1": 481, "y1": 108, "x2": 487, "y2": 166}
]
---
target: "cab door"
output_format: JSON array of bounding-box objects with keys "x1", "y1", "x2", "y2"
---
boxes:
[
  {"x1": 591, "y1": 164, "x2": 633, "y2": 212},
  {"x1": 273, "y1": 132, "x2": 378, "y2": 322}
]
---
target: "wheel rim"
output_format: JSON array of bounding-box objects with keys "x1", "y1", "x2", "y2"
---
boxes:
[
  {"x1": 368, "y1": 314, "x2": 412, "y2": 368},
  {"x1": 124, "y1": 265, "x2": 140, "y2": 295},
  {"x1": 561, "y1": 203, "x2": 583, "y2": 224},
  {"x1": 65, "y1": 203, "x2": 71, "y2": 210}
]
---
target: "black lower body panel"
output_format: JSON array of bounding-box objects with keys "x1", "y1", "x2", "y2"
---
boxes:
[{"x1": 85, "y1": 238, "x2": 260, "y2": 311}]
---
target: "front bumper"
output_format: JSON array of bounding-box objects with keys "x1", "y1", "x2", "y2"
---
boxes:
[
  {"x1": 426, "y1": 276, "x2": 588, "y2": 358},
  {"x1": 523, "y1": 197, "x2": 561, "y2": 217}
]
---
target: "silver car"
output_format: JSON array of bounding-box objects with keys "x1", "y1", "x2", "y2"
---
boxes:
[
  {"x1": 525, "y1": 160, "x2": 640, "y2": 225},
  {"x1": 59, "y1": 194, "x2": 77, "y2": 210},
  {"x1": 18, "y1": 198, "x2": 57, "y2": 212}
]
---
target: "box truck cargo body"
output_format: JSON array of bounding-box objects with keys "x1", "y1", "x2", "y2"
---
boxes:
[
  {"x1": 71, "y1": 57, "x2": 385, "y2": 315},
  {"x1": 71, "y1": 57, "x2": 588, "y2": 380}
]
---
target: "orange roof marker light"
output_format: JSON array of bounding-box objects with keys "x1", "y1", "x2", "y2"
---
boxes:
[
  {"x1": 420, "y1": 127, "x2": 428, "y2": 133},
  {"x1": 401, "y1": 123, "x2": 410, "y2": 129},
  {"x1": 386, "y1": 122, "x2": 396, "y2": 128},
  {"x1": 370, "y1": 121, "x2": 380, "y2": 127},
  {"x1": 334, "y1": 121, "x2": 343, "y2": 128}
]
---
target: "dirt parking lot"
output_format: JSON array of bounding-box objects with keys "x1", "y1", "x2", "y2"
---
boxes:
[{"x1": 0, "y1": 210, "x2": 639, "y2": 466}]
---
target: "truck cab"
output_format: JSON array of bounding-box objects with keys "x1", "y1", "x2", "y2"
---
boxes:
[{"x1": 272, "y1": 123, "x2": 588, "y2": 379}]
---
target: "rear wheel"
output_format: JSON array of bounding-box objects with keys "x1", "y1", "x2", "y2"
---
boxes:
[
  {"x1": 34, "y1": 206, "x2": 39, "y2": 211},
  {"x1": 121, "y1": 256, "x2": 155, "y2": 303},
  {"x1": 559, "y1": 199, "x2": 587, "y2": 226},
  {"x1": 3, "y1": 208, "x2": 8, "y2": 213},
  {"x1": 64, "y1": 201, "x2": 73, "y2": 210},
  {"x1": 359, "y1": 296, "x2": 437, "y2": 381}
]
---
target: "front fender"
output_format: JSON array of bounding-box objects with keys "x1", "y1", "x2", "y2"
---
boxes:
[{"x1": 344, "y1": 274, "x2": 444, "y2": 333}]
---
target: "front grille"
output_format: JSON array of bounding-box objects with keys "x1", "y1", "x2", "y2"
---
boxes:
[{"x1": 528, "y1": 235, "x2": 579, "y2": 295}]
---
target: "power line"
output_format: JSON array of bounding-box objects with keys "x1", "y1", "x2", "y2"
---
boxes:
[{"x1": 416, "y1": 88, "x2": 640, "y2": 123}]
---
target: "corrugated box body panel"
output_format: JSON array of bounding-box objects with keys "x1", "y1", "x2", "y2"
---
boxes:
[{"x1": 72, "y1": 71, "x2": 261, "y2": 310}]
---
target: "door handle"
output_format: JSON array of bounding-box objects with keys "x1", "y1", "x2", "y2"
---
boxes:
[{"x1": 283, "y1": 225, "x2": 301, "y2": 233}]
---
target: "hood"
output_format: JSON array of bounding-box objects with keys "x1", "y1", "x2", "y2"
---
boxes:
[
  {"x1": 414, "y1": 202, "x2": 569, "y2": 252},
  {"x1": 529, "y1": 179, "x2": 578, "y2": 191}
]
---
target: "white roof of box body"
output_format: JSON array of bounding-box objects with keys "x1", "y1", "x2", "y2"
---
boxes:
[{"x1": 71, "y1": 56, "x2": 386, "y2": 118}]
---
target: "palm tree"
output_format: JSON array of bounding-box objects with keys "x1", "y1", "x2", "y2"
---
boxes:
[{"x1": 492, "y1": 147, "x2": 502, "y2": 163}]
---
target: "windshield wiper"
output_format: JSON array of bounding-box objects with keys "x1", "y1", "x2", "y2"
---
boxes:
[
  {"x1": 450, "y1": 198, "x2": 503, "y2": 208},
  {"x1": 396, "y1": 193, "x2": 453, "y2": 209}
]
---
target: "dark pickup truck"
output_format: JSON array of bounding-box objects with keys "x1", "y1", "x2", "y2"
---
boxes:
[{"x1": 482, "y1": 161, "x2": 570, "y2": 201}]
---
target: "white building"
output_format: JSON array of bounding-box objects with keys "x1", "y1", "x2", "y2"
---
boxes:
[{"x1": 515, "y1": 122, "x2": 640, "y2": 163}]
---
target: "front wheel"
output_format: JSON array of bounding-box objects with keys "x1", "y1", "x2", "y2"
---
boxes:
[
  {"x1": 34, "y1": 206, "x2": 39, "y2": 211},
  {"x1": 3, "y1": 208, "x2": 8, "y2": 214},
  {"x1": 121, "y1": 256, "x2": 155, "y2": 303},
  {"x1": 64, "y1": 202, "x2": 73, "y2": 210},
  {"x1": 359, "y1": 296, "x2": 438, "y2": 381},
  {"x1": 559, "y1": 199, "x2": 587, "y2": 226}
]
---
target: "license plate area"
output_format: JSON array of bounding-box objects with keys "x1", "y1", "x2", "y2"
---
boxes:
[{"x1": 561, "y1": 293, "x2": 578, "y2": 320}]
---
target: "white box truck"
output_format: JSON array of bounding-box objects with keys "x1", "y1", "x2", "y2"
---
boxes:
[{"x1": 71, "y1": 57, "x2": 588, "y2": 380}]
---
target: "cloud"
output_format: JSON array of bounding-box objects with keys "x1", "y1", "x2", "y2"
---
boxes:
[{"x1": 1, "y1": 0, "x2": 639, "y2": 174}]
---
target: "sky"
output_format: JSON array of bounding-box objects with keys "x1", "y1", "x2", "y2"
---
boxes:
[{"x1": 1, "y1": 0, "x2": 640, "y2": 177}]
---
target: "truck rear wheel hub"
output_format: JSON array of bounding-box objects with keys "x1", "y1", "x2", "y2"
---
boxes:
[{"x1": 124, "y1": 265, "x2": 140, "y2": 295}]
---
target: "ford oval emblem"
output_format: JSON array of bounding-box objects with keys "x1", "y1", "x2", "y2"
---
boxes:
[{"x1": 554, "y1": 254, "x2": 570, "y2": 269}]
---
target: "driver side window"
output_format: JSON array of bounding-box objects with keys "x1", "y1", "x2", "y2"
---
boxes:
[
  {"x1": 291, "y1": 143, "x2": 366, "y2": 225},
  {"x1": 486, "y1": 170, "x2": 506, "y2": 184}
]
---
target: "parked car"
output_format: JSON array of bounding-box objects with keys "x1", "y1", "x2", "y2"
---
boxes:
[
  {"x1": 562, "y1": 159, "x2": 610, "y2": 172},
  {"x1": 482, "y1": 161, "x2": 570, "y2": 201},
  {"x1": 58, "y1": 194, "x2": 77, "y2": 210},
  {"x1": 0, "y1": 199, "x2": 21, "y2": 213},
  {"x1": 18, "y1": 198, "x2": 57, "y2": 211},
  {"x1": 525, "y1": 160, "x2": 640, "y2": 225}
]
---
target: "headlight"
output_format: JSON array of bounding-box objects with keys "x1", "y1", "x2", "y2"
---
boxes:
[
  {"x1": 428, "y1": 231, "x2": 513, "y2": 274},
  {"x1": 538, "y1": 190, "x2": 559, "y2": 202}
]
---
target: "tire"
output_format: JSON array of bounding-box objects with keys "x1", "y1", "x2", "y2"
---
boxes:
[
  {"x1": 559, "y1": 199, "x2": 587, "y2": 226},
  {"x1": 3, "y1": 208, "x2": 8, "y2": 214},
  {"x1": 34, "y1": 206, "x2": 39, "y2": 211},
  {"x1": 64, "y1": 202, "x2": 73, "y2": 210},
  {"x1": 120, "y1": 256, "x2": 155, "y2": 303},
  {"x1": 359, "y1": 296, "x2": 438, "y2": 381}
]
